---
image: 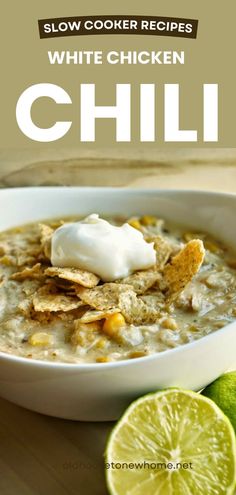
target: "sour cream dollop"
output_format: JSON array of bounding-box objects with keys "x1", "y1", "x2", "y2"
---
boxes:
[{"x1": 51, "y1": 214, "x2": 156, "y2": 282}]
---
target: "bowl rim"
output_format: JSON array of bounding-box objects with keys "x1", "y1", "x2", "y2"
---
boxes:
[
  {"x1": 1, "y1": 185, "x2": 236, "y2": 199},
  {"x1": 0, "y1": 186, "x2": 236, "y2": 370}
]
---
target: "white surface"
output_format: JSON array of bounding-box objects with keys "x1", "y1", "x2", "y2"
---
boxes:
[{"x1": 0, "y1": 187, "x2": 236, "y2": 421}]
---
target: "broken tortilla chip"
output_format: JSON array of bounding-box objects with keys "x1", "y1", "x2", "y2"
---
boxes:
[
  {"x1": 33, "y1": 283, "x2": 84, "y2": 312},
  {"x1": 162, "y1": 239, "x2": 205, "y2": 300},
  {"x1": 153, "y1": 236, "x2": 172, "y2": 269},
  {"x1": 45, "y1": 266, "x2": 99, "y2": 288},
  {"x1": 11, "y1": 263, "x2": 44, "y2": 281},
  {"x1": 38, "y1": 224, "x2": 53, "y2": 259},
  {"x1": 118, "y1": 289, "x2": 159, "y2": 325},
  {"x1": 79, "y1": 307, "x2": 120, "y2": 323},
  {"x1": 117, "y1": 269, "x2": 161, "y2": 295},
  {"x1": 21, "y1": 279, "x2": 42, "y2": 296},
  {"x1": 76, "y1": 283, "x2": 132, "y2": 311},
  {"x1": 18, "y1": 297, "x2": 34, "y2": 317},
  {"x1": 139, "y1": 292, "x2": 165, "y2": 310}
]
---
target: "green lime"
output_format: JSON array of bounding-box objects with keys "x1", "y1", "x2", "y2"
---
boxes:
[
  {"x1": 202, "y1": 371, "x2": 236, "y2": 433},
  {"x1": 105, "y1": 389, "x2": 236, "y2": 495}
]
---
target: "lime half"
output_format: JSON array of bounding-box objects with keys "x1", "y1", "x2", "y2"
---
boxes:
[
  {"x1": 105, "y1": 389, "x2": 236, "y2": 495},
  {"x1": 202, "y1": 371, "x2": 236, "y2": 434}
]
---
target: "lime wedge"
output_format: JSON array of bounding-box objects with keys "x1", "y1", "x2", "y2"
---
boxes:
[{"x1": 105, "y1": 389, "x2": 236, "y2": 495}]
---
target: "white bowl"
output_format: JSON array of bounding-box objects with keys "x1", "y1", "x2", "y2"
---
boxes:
[{"x1": 0, "y1": 187, "x2": 236, "y2": 421}]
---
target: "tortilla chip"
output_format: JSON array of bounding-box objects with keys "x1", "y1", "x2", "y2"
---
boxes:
[
  {"x1": 45, "y1": 266, "x2": 99, "y2": 288},
  {"x1": 162, "y1": 239, "x2": 205, "y2": 300},
  {"x1": 15, "y1": 244, "x2": 43, "y2": 267},
  {"x1": 11, "y1": 263, "x2": 44, "y2": 281},
  {"x1": 17, "y1": 254, "x2": 39, "y2": 267},
  {"x1": 76, "y1": 283, "x2": 132, "y2": 311},
  {"x1": 153, "y1": 236, "x2": 172, "y2": 269},
  {"x1": 117, "y1": 269, "x2": 161, "y2": 295},
  {"x1": 57, "y1": 307, "x2": 87, "y2": 324},
  {"x1": 17, "y1": 297, "x2": 57, "y2": 324},
  {"x1": 118, "y1": 289, "x2": 159, "y2": 325},
  {"x1": 80, "y1": 308, "x2": 120, "y2": 323},
  {"x1": 47, "y1": 277, "x2": 74, "y2": 290},
  {"x1": 18, "y1": 297, "x2": 34, "y2": 317},
  {"x1": 139, "y1": 293, "x2": 165, "y2": 310},
  {"x1": 38, "y1": 223, "x2": 53, "y2": 259},
  {"x1": 22, "y1": 279, "x2": 42, "y2": 296},
  {"x1": 33, "y1": 283, "x2": 84, "y2": 312},
  {"x1": 33, "y1": 311, "x2": 57, "y2": 324}
]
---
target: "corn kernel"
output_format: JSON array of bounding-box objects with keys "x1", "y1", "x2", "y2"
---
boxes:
[
  {"x1": 0, "y1": 255, "x2": 15, "y2": 266},
  {"x1": 128, "y1": 219, "x2": 142, "y2": 231},
  {"x1": 189, "y1": 325, "x2": 199, "y2": 332},
  {"x1": 161, "y1": 317, "x2": 178, "y2": 330},
  {"x1": 129, "y1": 351, "x2": 148, "y2": 359},
  {"x1": 96, "y1": 356, "x2": 111, "y2": 363},
  {"x1": 214, "y1": 321, "x2": 227, "y2": 329},
  {"x1": 140, "y1": 215, "x2": 157, "y2": 226},
  {"x1": 96, "y1": 338, "x2": 108, "y2": 349},
  {"x1": 29, "y1": 332, "x2": 52, "y2": 346},
  {"x1": 102, "y1": 313, "x2": 126, "y2": 338}
]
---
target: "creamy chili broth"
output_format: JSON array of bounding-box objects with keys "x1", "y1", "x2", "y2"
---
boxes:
[{"x1": 0, "y1": 215, "x2": 236, "y2": 364}]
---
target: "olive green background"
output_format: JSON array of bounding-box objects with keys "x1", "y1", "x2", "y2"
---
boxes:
[{"x1": 1, "y1": 0, "x2": 236, "y2": 150}]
